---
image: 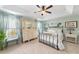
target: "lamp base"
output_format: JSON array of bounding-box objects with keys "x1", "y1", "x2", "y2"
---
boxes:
[
  {"x1": 69, "y1": 32, "x2": 72, "y2": 34},
  {"x1": 69, "y1": 30, "x2": 72, "y2": 34}
]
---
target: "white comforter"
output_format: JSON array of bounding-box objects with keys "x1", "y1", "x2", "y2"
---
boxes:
[{"x1": 40, "y1": 28, "x2": 64, "y2": 50}]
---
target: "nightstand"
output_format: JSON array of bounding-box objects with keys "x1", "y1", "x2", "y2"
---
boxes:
[{"x1": 65, "y1": 33, "x2": 78, "y2": 44}]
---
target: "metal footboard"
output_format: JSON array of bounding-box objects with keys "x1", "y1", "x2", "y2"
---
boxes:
[{"x1": 39, "y1": 32, "x2": 59, "y2": 50}]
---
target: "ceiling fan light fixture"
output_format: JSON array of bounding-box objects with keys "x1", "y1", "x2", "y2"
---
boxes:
[
  {"x1": 41, "y1": 14, "x2": 43, "y2": 16},
  {"x1": 34, "y1": 5, "x2": 53, "y2": 16}
]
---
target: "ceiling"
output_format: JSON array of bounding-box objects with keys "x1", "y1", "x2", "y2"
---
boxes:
[{"x1": 0, "y1": 5, "x2": 79, "y2": 21}]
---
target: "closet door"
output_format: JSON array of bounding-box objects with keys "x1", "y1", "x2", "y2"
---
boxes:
[{"x1": 22, "y1": 29, "x2": 28, "y2": 42}]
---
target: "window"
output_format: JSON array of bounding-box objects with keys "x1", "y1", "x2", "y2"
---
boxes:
[{"x1": 7, "y1": 15, "x2": 18, "y2": 38}]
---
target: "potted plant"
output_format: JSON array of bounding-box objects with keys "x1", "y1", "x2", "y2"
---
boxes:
[{"x1": 0, "y1": 29, "x2": 6, "y2": 50}]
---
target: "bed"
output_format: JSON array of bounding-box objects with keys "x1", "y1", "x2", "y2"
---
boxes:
[{"x1": 39, "y1": 28, "x2": 65, "y2": 50}]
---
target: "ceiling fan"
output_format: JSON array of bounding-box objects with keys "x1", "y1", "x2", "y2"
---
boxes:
[{"x1": 34, "y1": 5, "x2": 53, "y2": 16}]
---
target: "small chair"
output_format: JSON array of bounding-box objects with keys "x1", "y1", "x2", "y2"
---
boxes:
[{"x1": 5, "y1": 29, "x2": 19, "y2": 48}]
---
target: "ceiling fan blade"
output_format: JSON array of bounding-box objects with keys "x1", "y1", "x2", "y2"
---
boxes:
[
  {"x1": 42, "y1": 6, "x2": 45, "y2": 11},
  {"x1": 45, "y1": 11, "x2": 52, "y2": 14},
  {"x1": 34, "y1": 10, "x2": 42, "y2": 13},
  {"x1": 46, "y1": 5, "x2": 53, "y2": 10},
  {"x1": 36, "y1": 5, "x2": 40, "y2": 8}
]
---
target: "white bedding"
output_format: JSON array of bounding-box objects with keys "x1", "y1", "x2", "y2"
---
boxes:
[{"x1": 40, "y1": 28, "x2": 64, "y2": 50}]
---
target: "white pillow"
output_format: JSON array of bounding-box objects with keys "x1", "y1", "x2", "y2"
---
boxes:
[{"x1": 47, "y1": 28, "x2": 57, "y2": 32}]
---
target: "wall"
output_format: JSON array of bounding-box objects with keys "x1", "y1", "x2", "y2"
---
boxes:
[{"x1": 40, "y1": 15, "x2": 79, "y2": 34}]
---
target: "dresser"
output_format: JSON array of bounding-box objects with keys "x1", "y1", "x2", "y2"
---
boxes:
[{"x1": 65, "y1": 33, "x2": 78, "y2": 44}]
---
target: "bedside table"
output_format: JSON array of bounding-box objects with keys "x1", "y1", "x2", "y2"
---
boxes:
[{"x1": 65, "y1": 33, "x2": 78, "y2": 44}]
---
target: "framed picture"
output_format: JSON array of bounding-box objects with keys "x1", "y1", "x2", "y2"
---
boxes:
[{"x1": 65, "y1": 21, "x2": 77, "y2": 28}]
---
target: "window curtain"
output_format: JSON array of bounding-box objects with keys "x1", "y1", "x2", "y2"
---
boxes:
[
  {"x1": 0, "y1": 11, "x2": 4, "y2": 30},
  {"x1": 37, "y1": 21, "x2": 43, "y2": 33},
  {"x1": 0, "y1": 10, "x2": 21, "y2": 40}
]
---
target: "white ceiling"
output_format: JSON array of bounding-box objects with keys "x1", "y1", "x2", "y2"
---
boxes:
[{"x1": 0, "y1": 5, "x2": 78, "y2": 21}]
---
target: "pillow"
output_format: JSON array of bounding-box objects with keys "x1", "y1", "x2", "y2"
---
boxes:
[
  {"x1": 47, "y1": 28, "x2": 57, "y2": 32},
  {"x1": 6, "y1": 29, "x2": 17, "y2": 38},
  {"x1": 47, "y1": 29, "x2": 57, "y2": 35}
]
